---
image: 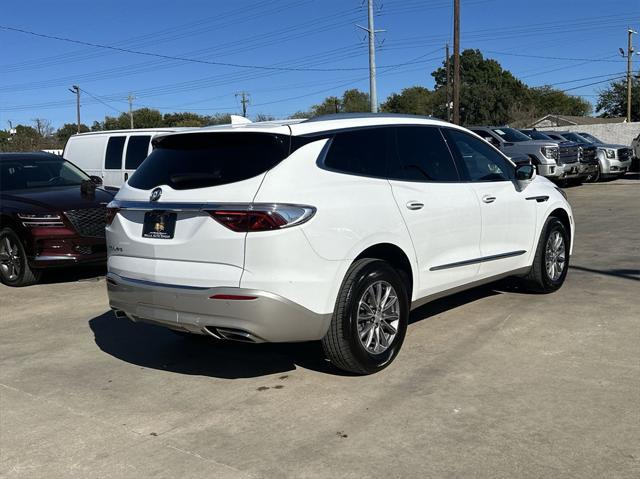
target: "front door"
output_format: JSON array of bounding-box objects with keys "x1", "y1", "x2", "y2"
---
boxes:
[{"x1": 443, "y1": 128, "x2": 537, "y2": 278}]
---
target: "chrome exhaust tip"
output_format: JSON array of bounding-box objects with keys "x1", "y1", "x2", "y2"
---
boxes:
[
  {"x1": 113, "y1": 309, "x2": 127, "y2": 319},
  {"x1": 204, "y1": 326, "x2": 261, "y2": 343}
]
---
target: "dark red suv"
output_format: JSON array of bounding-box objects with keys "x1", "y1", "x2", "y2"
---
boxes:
[{"x1": 0, "y1": 152, "x2": 114, "y2": 286}]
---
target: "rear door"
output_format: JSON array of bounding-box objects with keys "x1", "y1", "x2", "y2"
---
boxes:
[
  {"x1": 443, "y1": 128, "x2": 537, "y2": 278},
  {"x1": 389, "y1": 126, "x2": 482, "y2": 298},
  {"x1": 123, "y1": 134, "x2": 152, "y2": 183},
  {"x1": 103, "y1": 136, "x2": 126, "y2": 188},
  {"x1": 107, "y1": 131, "x2": 292, "y2": 286}
]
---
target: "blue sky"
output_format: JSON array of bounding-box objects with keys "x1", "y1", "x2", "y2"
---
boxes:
[{"x1": 1, "y1": 0, "x2": 637, "y2": 128}]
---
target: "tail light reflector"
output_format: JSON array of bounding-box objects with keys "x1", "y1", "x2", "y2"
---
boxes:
[{"x1": 210, "y1": 294, "x2": 258, "y2": 300}]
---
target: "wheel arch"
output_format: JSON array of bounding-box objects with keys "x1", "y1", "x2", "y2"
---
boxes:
[
  {"x1": 547, "y1": 207, "x2": 572, "y2": 249},
  {"x1": 353, "y1": 243, "x2": 414, "y2": 299}
]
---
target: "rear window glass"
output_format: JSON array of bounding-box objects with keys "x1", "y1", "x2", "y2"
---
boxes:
[
  {"x1": 105, "y1": 136, "x2": 126, "y2": 170},
  {"x1": 125, "y1": 135, "x2": 151, "y2": 169},
  {"x1": 323, "y1": 127, "x2": 394, "y2": 178},
  {"x1": 128, "y1": 132, "x2": 290, "y2": 190}
]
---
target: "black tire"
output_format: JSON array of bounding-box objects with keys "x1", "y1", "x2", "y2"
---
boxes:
[
  {"x1": 584, "y1": 164, "x2": 600, "y2": 183},
  {"x1": 0, "y1": 227, "x2": 41, "y2": 287},
  {"x1": 322, "y1": 259, "x2": 409, "y2": 375},
  {"x1": 523, "y1": 217, "x2": 569, "y2": 293}
]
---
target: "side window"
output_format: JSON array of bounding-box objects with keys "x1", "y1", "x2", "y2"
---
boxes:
[
  {"x1": 125, "y1": 135, "x2": 151, "y2": 169},
  {"x1": 391, "y1": 127, "x2": 459, "y2": 182},
  {"x1": 323, "y1": 128, "x2": 393, "y2": 178},
  {"x1": 444, "y1": 129, "x2": 514, "y2": 182},
  {"x1": 105, "y1": 136, "x2": 126, "y2": 170}
]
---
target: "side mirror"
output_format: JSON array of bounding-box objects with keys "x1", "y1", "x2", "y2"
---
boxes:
[
  {"x1": 515, "y1": 164, "x2": 535, "y2": 190},
  {"x1": 510, "y1": 155, "x2": 531, "y2": 166},
  {"x1": 90, "y1": 175, "x2": 103, "y2": 185}
]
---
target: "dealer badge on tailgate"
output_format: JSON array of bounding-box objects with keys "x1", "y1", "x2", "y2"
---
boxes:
[{"x1": 142, "y1": 211, "x2": 177, "y2": 239}]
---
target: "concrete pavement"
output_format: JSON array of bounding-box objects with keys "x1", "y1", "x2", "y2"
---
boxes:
[{"x1": 1, "y1": 180, "x2": 638, "y2": 478}]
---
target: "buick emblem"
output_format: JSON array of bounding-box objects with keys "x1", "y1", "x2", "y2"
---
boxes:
[{"x1": 150, "y1": 187, "x2": 162, "y2": 202}]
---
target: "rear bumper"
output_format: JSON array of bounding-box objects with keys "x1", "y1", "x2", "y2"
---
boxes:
[{"x1": 106, "y1": 273, "x2": 331, "y2": 342}]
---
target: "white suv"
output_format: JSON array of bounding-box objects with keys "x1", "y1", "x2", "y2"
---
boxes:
[{"x1": 106, "y1": 114, "x2": 574, "y2": 374}]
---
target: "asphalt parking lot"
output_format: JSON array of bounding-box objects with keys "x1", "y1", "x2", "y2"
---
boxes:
[{"x1": 1, "y1": 177, "x2": 639, "y2": 479}]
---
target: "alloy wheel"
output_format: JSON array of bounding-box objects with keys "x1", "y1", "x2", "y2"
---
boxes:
[
  {"x1": 0, "y1": 235, "x2": 21, "y2": 281},
  {"x1": 356, "y1": 280, "x2": 400, "y2": 354},
  {"x1": 545, "y1": 230, "x2": 566, "y2": 281}
]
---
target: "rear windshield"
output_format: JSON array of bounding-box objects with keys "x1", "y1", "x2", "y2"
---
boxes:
[{"x1": 128, "y1": 132, "x2": 290, "y2": 190}]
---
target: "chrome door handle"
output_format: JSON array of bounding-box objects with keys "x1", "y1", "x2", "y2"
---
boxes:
[
  {"x1": 406, "y1": 201, "x2": 424, "y2": 210},
  {"x1": 482, "y1": 195, "x2": 496, "y2": 204}
]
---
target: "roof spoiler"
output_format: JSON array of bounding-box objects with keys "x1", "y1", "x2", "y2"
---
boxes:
[{"x1": 230, "y1": 115, "x2": 252, "y2": 125}]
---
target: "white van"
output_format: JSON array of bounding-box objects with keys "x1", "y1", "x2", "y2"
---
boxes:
[{"x1": 63, "y1": 128, "x2": 186, "y2": 189}]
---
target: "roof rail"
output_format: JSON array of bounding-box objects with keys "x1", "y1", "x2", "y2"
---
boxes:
[{"x1": 304, "y1": 112, "x2": 436, "y2": 123}]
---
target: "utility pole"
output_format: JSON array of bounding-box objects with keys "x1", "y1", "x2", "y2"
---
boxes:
[
  {"x1": 357, "y1": 0, "x2": 385, "y2": 113},
  {"x1": 621, "y1": 29, "x2": 636, "y2": 123},
  {"x1": 127, "y1": 93, "x2": 136, "y2": 129},
  {"x1": 68, "y1": 85, "x2": 81, "y2": 133},
  {"x1": 452, "y1": 0, "x2": 461, "y2": 125},
  {"x1": 236, "y1": 91, "x2": 250, "y2": 117},
  {"x1": 445, "y1": 43, "x2": 451, "y2": 122}
]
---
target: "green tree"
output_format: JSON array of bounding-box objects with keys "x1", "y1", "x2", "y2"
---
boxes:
[
  {"x1": 341, "y1": 89, "x2": 370, "y2": 112},
  {"x1": 529, "y1": 86, "x2": 591, "y2": 116},
  {"x1": 0, "y1": 125, "x2": 40, "y2": 152},
  {"x1": 381, "y1": 86, "x2": 434, "y2": 115},
  {"x1": 255, "y1": 113, "x2": 275, "y2": 122},
  {"x1": 596, "y1": 76, "x2": 639, "y2": 121},
  {"x1": 55, "y1": 123, "x2": 89, "y2": 145},
  {"x1": 311, "y1": 96, "x2": 341, "y2": 116},
  {"x1": 432, "y1": 49, "x2": 530, "y2": 125},
  {"x1": 163, "y1": 112, "x2": 207, "y2": 127},
  {"x1": 102, "y1": 108, "x2": 164, "y2": 130}
]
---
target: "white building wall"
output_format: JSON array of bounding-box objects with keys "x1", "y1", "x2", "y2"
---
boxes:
[{"x1": 538, "y1": 122, "x2": 640, "y2": 146}]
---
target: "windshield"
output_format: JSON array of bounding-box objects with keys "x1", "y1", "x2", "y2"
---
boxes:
[
  {"x1": 522, "y1": 130, "x2": 554, "y2": 141},
  {"x1": 491, "y1": 128, "x2": 531, "y2": 142},
  {"x1": 0, "y1": 158, "x2": 90, "y2": 191},
  {"x1": 578, "y1": 132, "x2": 603, "y2": 144},
  {"x1": 559, "y1": 132, "x2": 589, "y2": 143}
]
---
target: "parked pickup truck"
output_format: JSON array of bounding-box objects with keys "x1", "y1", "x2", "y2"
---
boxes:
[
  {"x1": 545, "y1": 132, "x2": 630, "y2": 182},
  {"x1": 576, "y1": 132, "x2": 634, "y2": 180},
  {"x1": 469, "y1": 126, "x2": 577, "y2": 181},
  {"x1": 523, "y1": 129, "x2": 597, "y2": 183}
]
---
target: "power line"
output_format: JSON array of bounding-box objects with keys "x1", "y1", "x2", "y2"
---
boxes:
[
  {"x1": 0, "y1": 24, "x2": 398, "y2": 73},
  {"x1": 485, "y1": 50, "x2": 627, "y2": 63}
]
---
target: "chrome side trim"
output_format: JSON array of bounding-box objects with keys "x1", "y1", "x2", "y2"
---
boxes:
[
  {"x1": 429, "y1": 250, "x2": 526, "y2": 272},
  {"x1": 525, "y1": 195, "x2": 550, "y2": 203},
  {"x1": 411, "y1": 266, "x2": 530, "y2": 310}
]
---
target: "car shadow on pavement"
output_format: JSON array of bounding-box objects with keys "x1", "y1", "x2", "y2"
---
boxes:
[
  {"x1": 89, "y1": 311, "x2": 343, "y2": 379},
  {"x1": 90, "y1": 280, "x2": 518, "y2": 379},
  {"x1": 42, "y1": 265, "x2": 106, "y2": 284},
  {"x1": 569, "y1": 264, "x2": 639, "y2": 282}
]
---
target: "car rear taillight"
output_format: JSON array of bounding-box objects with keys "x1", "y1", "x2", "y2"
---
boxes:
[
  {"x1": 205, "y1": 204, "x2": 315, "y2": 232},
  {"x1": 105, "y1": 207, "x2": 120, "y2": 226}
]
